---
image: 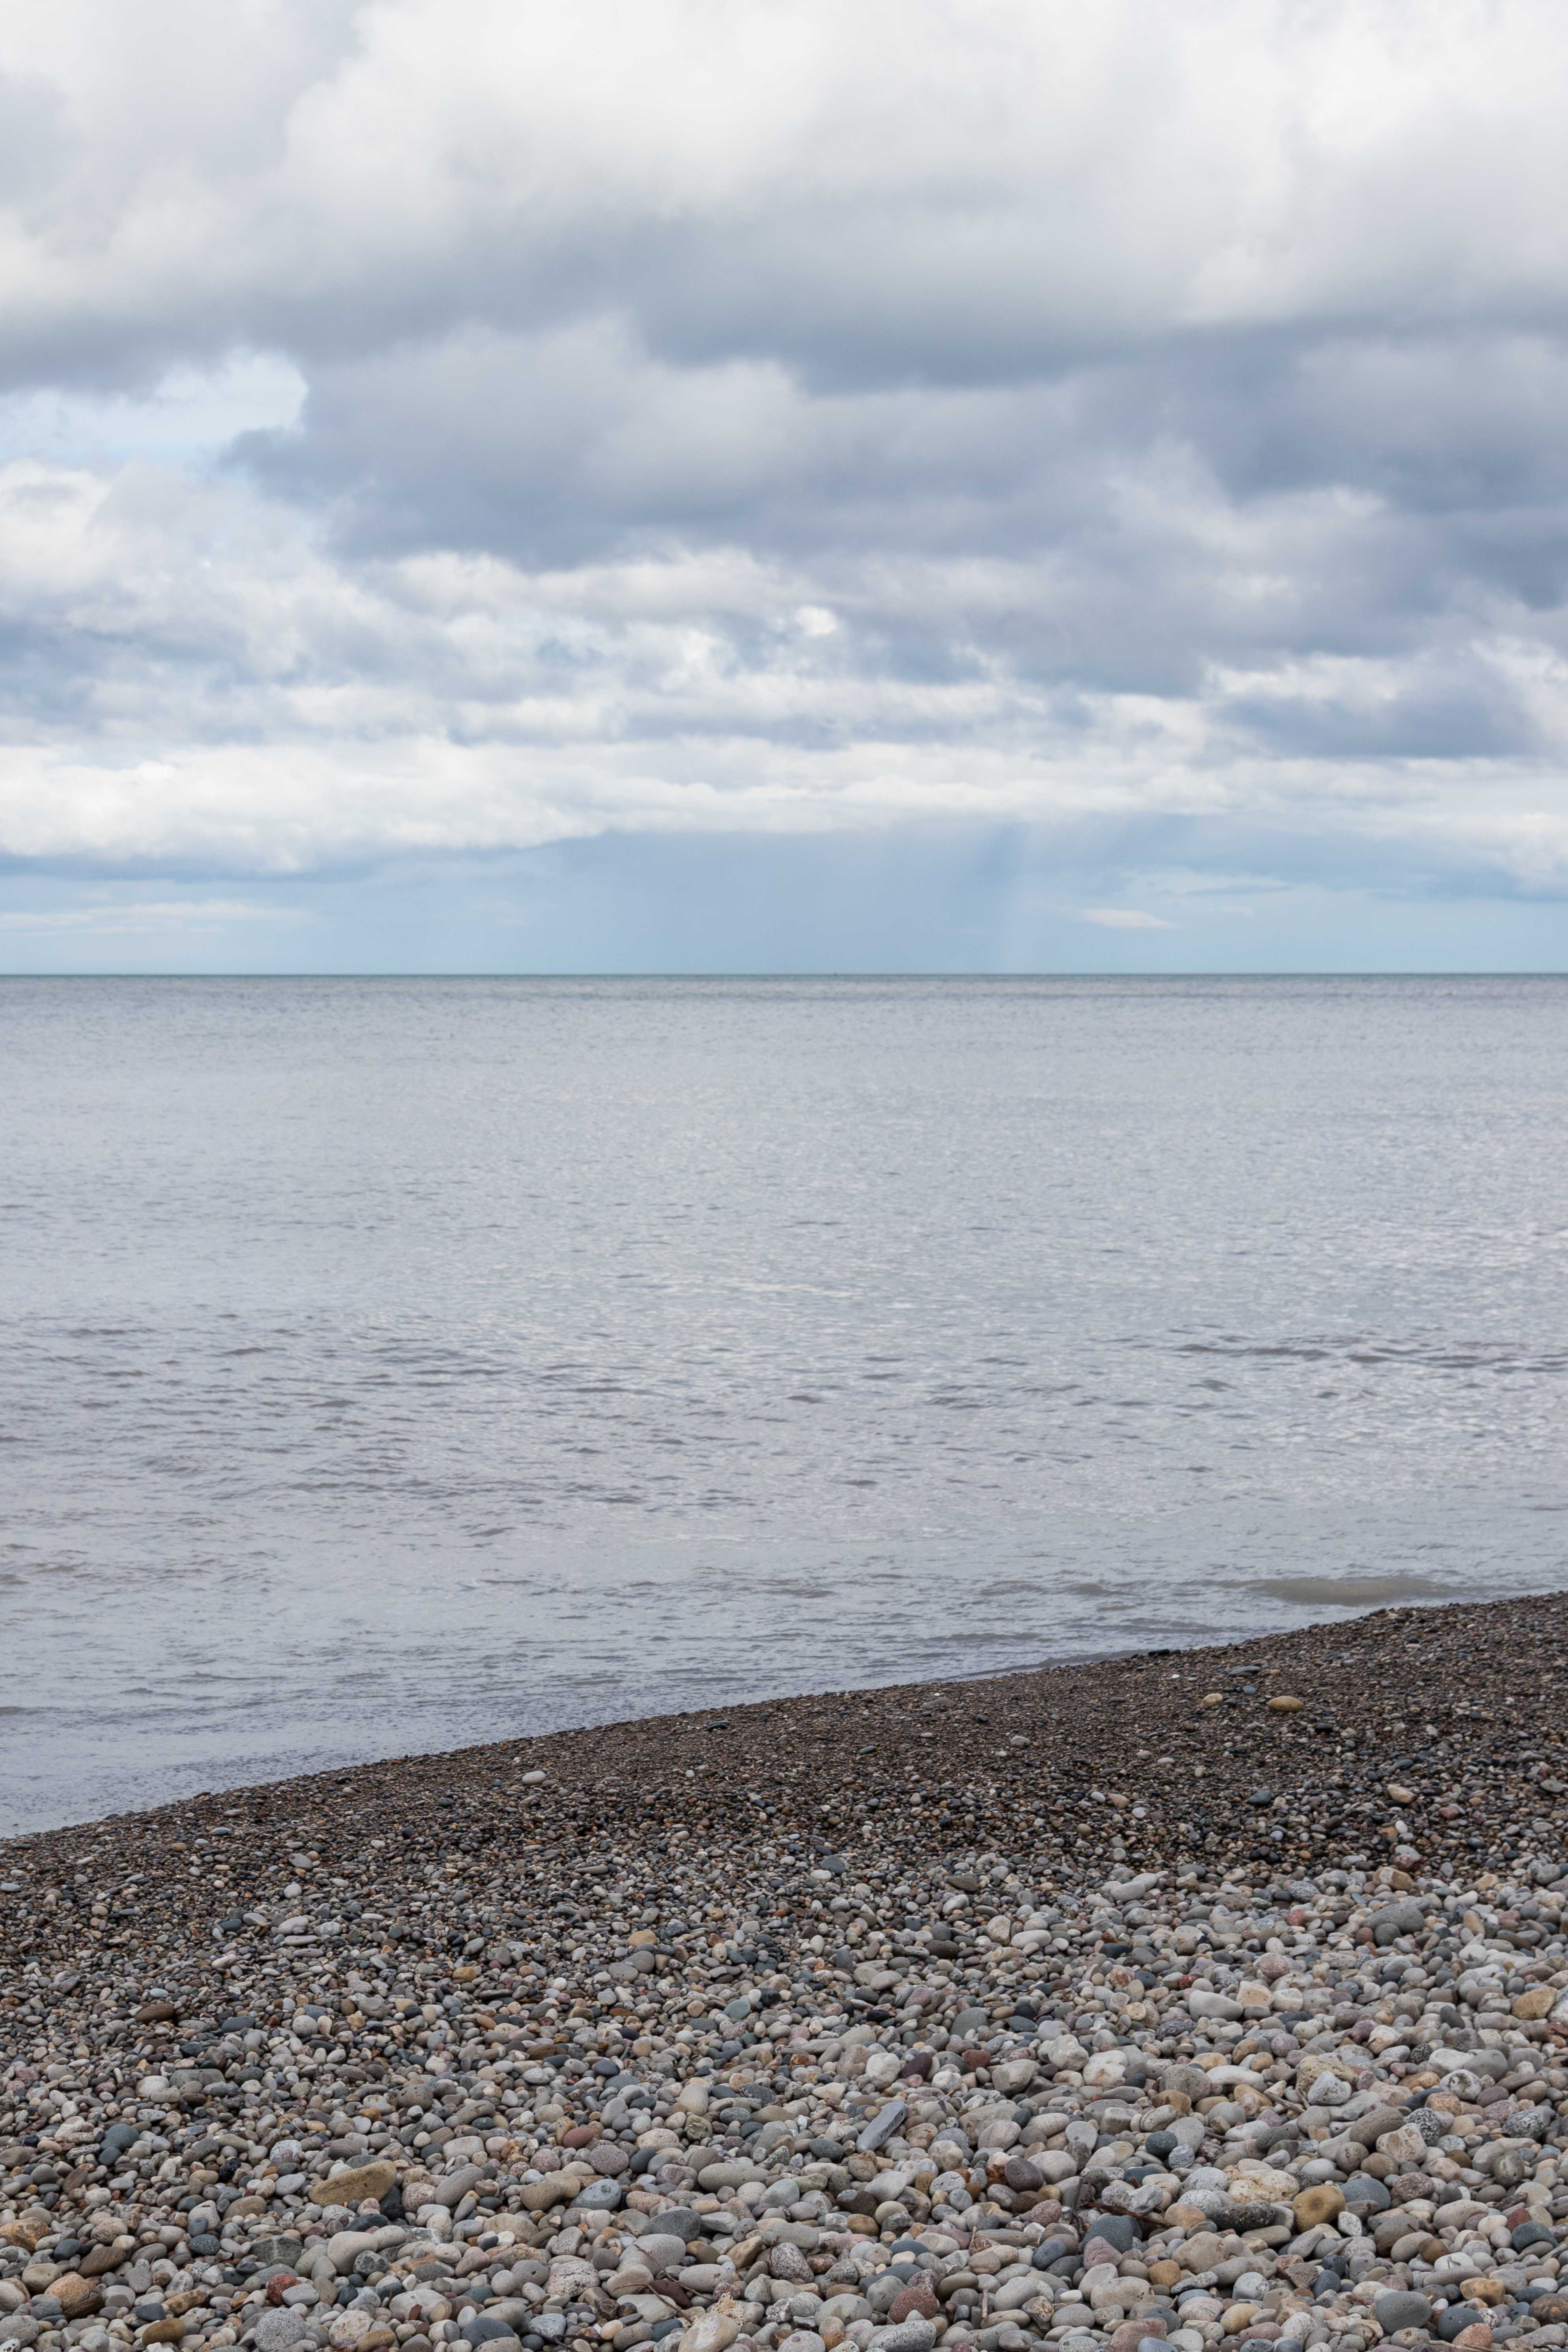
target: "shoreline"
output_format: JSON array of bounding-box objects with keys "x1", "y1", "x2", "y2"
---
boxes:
[
  {"x1": 2, "y1": 1604, "x2": 1436, "y2": 1851},
  {"x1": 3, "y1": 1581, "x2": 1455, "y2": 1850},
  {"x1": 6, "y1": 1592, "x2": 1568, "y2": 2352},
  {"x1": 9, "y1": 1585, "x2": 1565, "y2": 1871}
]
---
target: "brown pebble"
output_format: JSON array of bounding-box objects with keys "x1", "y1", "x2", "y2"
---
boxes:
[
  {"x1": 889, "y1": 2282, "x2": 939, "y2": 2323},
  {"x1": 308, "y1": 2160, "x2": 397, "y2": 2207},
  {"x1": 50, "y1": 2275, "x2": 101, "y2": 2319}
]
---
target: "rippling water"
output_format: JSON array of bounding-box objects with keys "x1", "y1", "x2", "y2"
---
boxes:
[{"x1": 3, "y1": 975, "x2": 1566, "y2": 1834}]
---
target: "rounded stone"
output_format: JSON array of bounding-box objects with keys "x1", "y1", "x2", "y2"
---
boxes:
[
  {"x1": 628, "y1": 2236, "x2": 681, "y2": 2275},
  {"x1": 869, "y1": 2326, "x2": 937, "y2": 2352},
  {"x1": 48, "y1": 2276, "x2": 99, "y2": 2320},
  {"x1": 888, "y1": 2283, "x2": 938, "y2": 2325},
  {"x1": 1512, "y1": 2223, "x2": 1555, "y2": 2253},
  {"x1": 1374, "y1": 2293, "x2": 1432, "y2": 2335},
  {"x1": 254, "y1": 2315, "x2": 311, "y2": 2352},
  {"x1": 328, "y1": 2319, "x2": 377, "y2": 2350},
  {"x1": 1088, "y1": 2217, "x2": 1140, "y2": 2255},
  {"x1": 572, "y1": 2177, "x2": 623, "y2": 2210},
  {"x1": 1347, "y1": 2107, "x2": 1406, "y2": 2149},
  {"x1": 1292, "y1": 2185, "x2": 1346, "y2": 2230}
]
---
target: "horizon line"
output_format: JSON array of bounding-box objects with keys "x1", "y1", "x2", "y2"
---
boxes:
[{"x1": 0, "y1": 968, "x2": 1565, "y2": 983}]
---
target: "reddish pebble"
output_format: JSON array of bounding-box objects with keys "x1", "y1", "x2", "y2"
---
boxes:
[{"x1": 889, "y1": 2283, "x2": 939, "y2": 2324}]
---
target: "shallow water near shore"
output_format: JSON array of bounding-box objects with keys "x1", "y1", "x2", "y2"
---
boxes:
[{"x1": 4, "y1": 972, "x2": 1568, "y2": 1836}]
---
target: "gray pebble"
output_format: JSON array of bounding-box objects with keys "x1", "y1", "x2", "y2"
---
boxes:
[
  {"x1": 869, "y1": 2324, "x2": 938, "y2": 2352},
  {"x1": 857, "y1": 2099, "x2": 908, "y2": 2153},
  {"x1": 253, "y1": 2314, "x2": 311, "y2": 2352},
  {"x1": 1374, "y1": 2293, "x2": 1433, "y2": 2333}
]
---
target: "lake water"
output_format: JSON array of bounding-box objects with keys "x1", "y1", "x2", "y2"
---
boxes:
[{"x1": 3, "y1": 974, "x2": 1566, "y2": 1836}]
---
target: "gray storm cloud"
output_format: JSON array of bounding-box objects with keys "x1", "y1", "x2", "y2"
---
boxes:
[{"x1": 1, "y1": 0, "x2": 1567, "y2": 906}]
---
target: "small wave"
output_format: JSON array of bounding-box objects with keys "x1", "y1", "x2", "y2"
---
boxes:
[
  {"x1": 1169, "y1": 1333, "x2": 1568, "y2": 1375},
  {"x1": 1251, "y1": 1574, "x2": 1452, "y2": 1607}
]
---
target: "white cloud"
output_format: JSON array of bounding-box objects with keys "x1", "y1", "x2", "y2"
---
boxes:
[
  {"x1": 1081, "y1": 908, "x2": 1176, "y2": 930},
  {"x1": 0, "y1": 446, "x2": 1567, "y2": 894},
  {"x1": 1, "y1": 0, "x2": 1567, "y2": 922},
  {"x1": 7, "y1": 0, "x2": 1568, "y2": 382},
  {"x1": 0, "y1": 899, "x2": 308, "y2": 933}
]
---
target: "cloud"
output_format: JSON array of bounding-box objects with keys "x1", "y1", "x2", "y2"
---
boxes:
[
  {"x1": 0, "y1": 898, "x2": 308, "y2": 934},
  {"x1": 9, "y1": 0, "x2": 1568, "y2": 387},
  {"x1": 1, "y1": 0, "x2": 1567, "y2": 955},
  {"x1": 1081, "y1": 908, "x2": 1175, "y2": 930}
]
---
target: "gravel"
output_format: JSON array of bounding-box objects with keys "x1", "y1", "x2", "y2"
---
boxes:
[{"x1": 7, "y1": 1597, "x2": 1568, "y2": 2352}]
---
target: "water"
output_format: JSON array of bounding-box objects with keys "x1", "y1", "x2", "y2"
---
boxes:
[{"x1": 3, "y1": 974, "x2": 1566, "y2": 1837}]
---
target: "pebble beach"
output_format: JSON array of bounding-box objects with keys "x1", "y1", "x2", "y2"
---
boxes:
[{"x1": 8, "y1": 1596, "x2": 1568, "y2": 2352}]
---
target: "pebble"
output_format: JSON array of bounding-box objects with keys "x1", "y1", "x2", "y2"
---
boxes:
[
  {"x1": 9, "y1": 1605, "x2": 1568, "y2": 2352},
  {"x1": 1374, "y1": 2293, "x2": 1433, "y2": 2332}
]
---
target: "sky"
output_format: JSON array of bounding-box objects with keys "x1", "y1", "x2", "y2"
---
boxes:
[{"x1": 2, "y1": 0, "x2": 1568, "y2": 971}]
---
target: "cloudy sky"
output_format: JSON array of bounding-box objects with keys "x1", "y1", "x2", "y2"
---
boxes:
[{"x1": 3, "y1": 0, "x2": 1568, "y2": 970}]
